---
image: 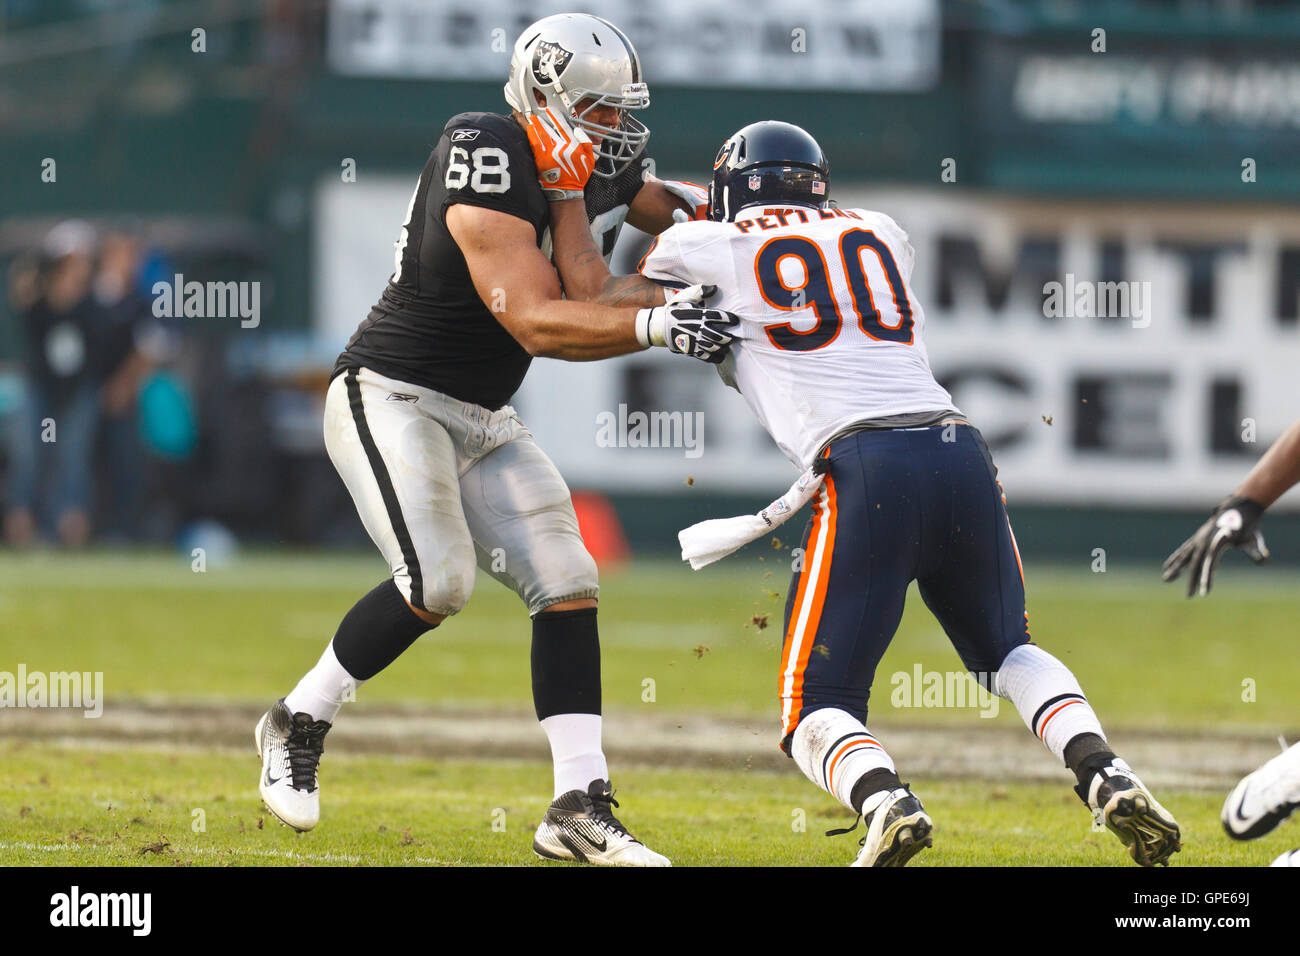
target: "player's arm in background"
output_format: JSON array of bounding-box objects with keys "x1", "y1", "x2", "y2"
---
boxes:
[
  {"x1": 1163, "y1": 415, "x2": 1300, "y2": 596},
  {"x1": 627, "y1": 175, "x2": 709, "y2": 234}
]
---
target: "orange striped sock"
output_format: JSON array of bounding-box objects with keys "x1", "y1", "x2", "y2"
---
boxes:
[{"x1": 791, "y1": 708, "x2": 895, "y2": 813}]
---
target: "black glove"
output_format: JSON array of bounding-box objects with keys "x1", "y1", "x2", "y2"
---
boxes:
[
  {"x1": 663, "y1": 307, "x2": 739, "y2": 364},
  {"x1": 1161, "y1": 495, "x2": 1269, "y2": 597}
]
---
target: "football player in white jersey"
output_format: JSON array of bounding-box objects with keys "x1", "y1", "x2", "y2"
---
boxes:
[{"x1": 533, "y1": 119, "x2": 1183, "y2": 867}]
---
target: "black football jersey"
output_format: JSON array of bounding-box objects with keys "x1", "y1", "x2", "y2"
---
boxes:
[{"x1": 335, "y1": 110, "x2": 649, "y2": 410}]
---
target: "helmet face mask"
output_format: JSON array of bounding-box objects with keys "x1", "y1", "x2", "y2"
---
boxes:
[
  {"x1": 505, "y1": 15, "x2": 651, "y2": 178},
  {"x1": 708, "y1": 121, "x2": 830, "y2": 222},
  {"x1": 568, "y1": 84, "x2": 650, "y2": 176}
]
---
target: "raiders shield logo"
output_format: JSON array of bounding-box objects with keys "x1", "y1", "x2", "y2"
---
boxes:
[{"x1": 531, "y1": 41, "x2": 574, "y2": 85}]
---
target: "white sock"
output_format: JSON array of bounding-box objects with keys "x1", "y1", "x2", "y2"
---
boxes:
[
  {"x1": 791, "y1": 708, "x2": 896, "y2": 813},
  {"x1": 994, "y1": 644, "x2": 1106, "y2": 760},
  {"x1": 540, "y1": 713, "x2": 608, "y2": 798},
  {"x1": 284, "y1": 642, "x2": 363, "y2": 724}
]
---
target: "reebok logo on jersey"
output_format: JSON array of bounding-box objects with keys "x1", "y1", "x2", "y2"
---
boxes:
[
  {"x1": 450, "y1": 129, "x2": 480, "y2": 142},
  {"x1": 386, "y1": 392, "x2": 419, "y2": 403}
]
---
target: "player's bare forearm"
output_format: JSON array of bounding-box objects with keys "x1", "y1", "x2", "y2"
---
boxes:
[
  {"x1": 447, "y1": 202, "x2": 646, "y2": 361},
  {"x1": 1235, "y1": 416, "x2": 1300, "y2": 509},
  {"x1": 526, "y1": 300, "x2": 645, "y2": 360},
  {"x1": 596, "y1": 273, "x2": 665, "y2": 307},
  {"x1": 547, "y1": 197, "x2": 665, "y2": 307},
  {"x1": 548, "y1": 198, "x2": 612, "y2": 302}
]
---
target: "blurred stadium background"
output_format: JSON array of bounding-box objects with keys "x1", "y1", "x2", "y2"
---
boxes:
[{"x1": 3, "y1": 0, "x2": 1300, "y2": 867}]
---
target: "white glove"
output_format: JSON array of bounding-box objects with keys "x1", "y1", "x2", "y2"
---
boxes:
[
  {"x1": 660, "y1": 180, "x2": 710, "y2": 223},
  {"x1": 635, "y1": 284, "x2": 739, "y2": 364}
]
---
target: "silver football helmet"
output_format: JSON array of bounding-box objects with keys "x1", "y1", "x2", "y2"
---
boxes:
[{"x1": 504, "y1": 13, "x2": 650, "y2": 178}]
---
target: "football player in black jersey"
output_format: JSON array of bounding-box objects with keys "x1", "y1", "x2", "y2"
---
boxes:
[{"x1": 254, "y1": 14, "x2": 737, "y2": 866}]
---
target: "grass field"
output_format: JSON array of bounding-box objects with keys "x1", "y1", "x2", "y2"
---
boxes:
[{"x1": 2, "y1": 549, "x2": 1299, "y2": 867}]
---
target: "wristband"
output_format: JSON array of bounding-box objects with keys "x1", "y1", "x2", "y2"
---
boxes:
[{"x1": 635, "y1": 308, "x2": 665, "y2": 348}]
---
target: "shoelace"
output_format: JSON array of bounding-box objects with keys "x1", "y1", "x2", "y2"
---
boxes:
[
  {"x1": 588, "y1": 788, "x2": 633, "y2": 839},
  {"x1": 825, "y1": 784, "x2": 914, "y2": 843},
  {"x1": 286, "y1": 718, "x2": 329, "y2": 792},
  {"x1": 825, "y1": 816, "x2": 863, "y2": 846}
]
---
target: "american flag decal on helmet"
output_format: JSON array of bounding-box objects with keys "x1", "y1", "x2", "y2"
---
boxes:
[{"x1": 812, "y1": 180, "x2": 826, "y2": 195}]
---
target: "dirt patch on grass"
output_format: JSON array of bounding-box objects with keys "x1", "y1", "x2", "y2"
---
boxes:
[{"x1": 4, "y1": 699, "x2": 1293, "y2": 791}]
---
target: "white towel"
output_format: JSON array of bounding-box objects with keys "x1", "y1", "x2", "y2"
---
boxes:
[{"x1": 678, "y1": 465, "x2": 826, "y2": 570}]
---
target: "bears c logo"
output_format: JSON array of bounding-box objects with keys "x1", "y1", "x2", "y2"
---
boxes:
[{"x1": 713, "y1": 140, "x2": 735, "y2": 171}]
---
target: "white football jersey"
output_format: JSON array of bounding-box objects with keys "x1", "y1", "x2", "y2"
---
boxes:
[{"x1": 639, "y1": 204, "x2": 958, "y2": 469}]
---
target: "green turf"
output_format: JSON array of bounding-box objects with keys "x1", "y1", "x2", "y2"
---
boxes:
[
  {"x1": 1, "y1": 739, "x2": 1294, "y2": 867},
  {"x1": 2, "y1": 551, "x2": 1298, "y2": 867},
  {"x1": 1, "y1": 551, "x2": 1297, "y2": 730}
]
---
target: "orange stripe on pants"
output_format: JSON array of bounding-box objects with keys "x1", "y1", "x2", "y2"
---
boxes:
[{"x1": 779, "y1": 471, "x2": 838, "y2": 741}]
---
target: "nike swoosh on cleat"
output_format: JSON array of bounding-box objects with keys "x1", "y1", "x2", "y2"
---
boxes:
[
  {"x1": 265, "y1": 769, "x2": 282, "y2": 787},
  {"x1": 1233, "y1": 786, "x2": 1254, "y2": 822}
]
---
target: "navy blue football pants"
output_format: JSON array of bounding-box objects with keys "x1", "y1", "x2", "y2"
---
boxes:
[{"x1": 778, "y1": 423, "x2": 1031, "y2": 750}]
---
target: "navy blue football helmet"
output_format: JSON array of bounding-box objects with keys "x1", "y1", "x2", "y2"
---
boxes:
[{"x1": 708, "y1": 121, "x2": 830, "y2": 222}]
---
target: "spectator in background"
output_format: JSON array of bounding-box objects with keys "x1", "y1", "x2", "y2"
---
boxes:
[
  {"x1": 92, "y1": 228, "x2": 170, "y2": 539},
  {"x1": 4, "y1": 220, "x2": 102, "y2": 547}
]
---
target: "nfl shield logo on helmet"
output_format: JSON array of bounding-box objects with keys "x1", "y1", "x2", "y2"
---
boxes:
[{"x1": 748, "y1": 174, "x2": 761, "y2": 191}]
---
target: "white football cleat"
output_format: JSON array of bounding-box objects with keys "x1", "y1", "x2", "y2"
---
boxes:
[
  {"x1": 847, "y1": 786, "x2": 933, "y2": 868},
  {"x1": 1085, "y1": 758, "x2": 1181, "y2": 866},
  {"x1": 1222, "y1": 741, "x2": 1300, "y2": 841},
  {"x1": 255, "y1": 699, "x2": 331, "y2": 832},
  {"x1": 533, "y1": 780, "x2": 670, "y2": 867},
  {"x1": 1270, "y1": 849, "x2": 1300, "y2": 867}
]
